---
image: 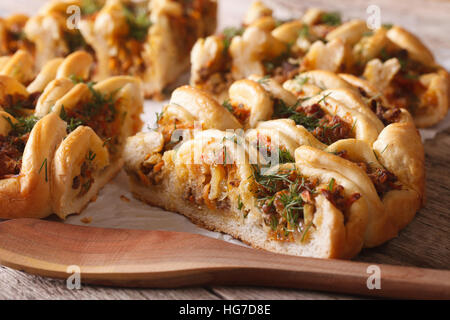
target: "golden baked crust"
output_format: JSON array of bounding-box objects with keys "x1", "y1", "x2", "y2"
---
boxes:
[
  {"x1": 189, "y1": 2, "x2": 448, "y2": 127},
  {"x1": 0, "y1": 113, "x2": 67, "y2": 218}
]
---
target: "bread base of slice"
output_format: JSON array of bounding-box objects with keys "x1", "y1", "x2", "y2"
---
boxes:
[{"x1": 128, "y1": 173, "x2": 345, "y2": 259}]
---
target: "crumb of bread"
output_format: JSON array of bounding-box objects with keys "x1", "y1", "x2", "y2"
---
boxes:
[
  {"x1": 81, "y1": 217, "x2": 92, "y2": 224},
  {"x1": 120, "y1": 195, "x2": 131, "y2": 202}
]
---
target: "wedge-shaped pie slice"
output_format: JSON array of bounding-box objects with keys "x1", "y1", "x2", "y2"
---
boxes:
[
  {"x1": 124, "y1": 129, "x2": 369, "y2": 259},
  {"x1": 0, "y1": 73, "x2": 143, "y2": 219},
  {"x1": 0, "y1": 112, "x2": 66, "y2": 218}
]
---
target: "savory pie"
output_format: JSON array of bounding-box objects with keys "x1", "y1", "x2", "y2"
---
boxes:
[
  {"x1": 190, "y1": 1, "x2": 448, "y2": 127},
  {"x1": 2, "y1": 0, "x2": 217, "y2": 98},
  {"x1": 123, "y1": 74, "x2": 424, "y2": 258}
]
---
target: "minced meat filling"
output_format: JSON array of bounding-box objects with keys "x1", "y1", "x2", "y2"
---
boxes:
[
  {"x1": 311, "y1": 114, "x2": 352, "y2": 145},
  {"x1": 273, "y1": 100, "x2": 353, "y2": 144},
  {"x1": 0, "y1": 133, "x2": 28, "y2": 179},
  {"x1": 252, "y1": 166, "x2": 360, "y2": 242},
  {"x1": 335, "y1": 150, "x2": 401, "y2": 197},
  {"x1": 321, "y1": 185, "x2": 361, "y2": 214},
  {"x1": 356, "y1": 87, "x2": 402, "y2": 125},
  {"x1": 270, "y1": 61, "x2": 300, "y2": 84},
  {"x1": 4, "y1": 23, "x2": 35, "y2": 54},
  {"x1": 383, "y1": 74, "x2": 425, "y2": 116},
  {"x1": 0, "y1": 115, "x2": 37, "y2": 179},
  {"x1": 369, "y1": 98, "x2": 401, "y2": 125},
  {"x1": 1, "y1": 92, "x2": 41, "y2": 117}
]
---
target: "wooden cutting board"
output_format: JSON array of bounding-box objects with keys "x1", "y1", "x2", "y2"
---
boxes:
[{"x1": 0, "y1": 219, "x2": 448, "y2": 299}]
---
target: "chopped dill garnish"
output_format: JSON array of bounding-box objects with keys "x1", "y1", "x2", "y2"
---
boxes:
[
  {"x1": 298, "y1": 25, "x2": 310, "y2": 38},
  {"x1": 328, "y1": 178, "x2": 335, "y2": 191},
  {"x1": 222, "y1": 100, "x2": 234, "y2": 113},
  {"x1": 81, "y1": 0, "x2": 103, "y2": 15},
  {"x1": 237, "y1": 195, "x2": 244, "y2": 211},
  {"x1": 39, "y1": 158, "x2": 48, "y2": 182},
  {"x1": 4, "y1": 115, "x2": 39, "y2": 136},
  {"x1": 320, "y1": 12, "x2": 342, "y2": 26},
  {"x1": 123, "y1": 5, "x2": 152, "y2": 42},
  {"x1": 273, "y1": 99, "x2": 319, "y2": 131},
  {"x1": 221, "y1": 27, "x2": 244, "y2": 51},
  {"x1": 277, "y1": 148, "x2": 294, "y2": 164}
]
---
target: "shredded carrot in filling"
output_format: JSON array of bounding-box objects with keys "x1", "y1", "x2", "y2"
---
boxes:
[
  {"x1": 252, "y1": 165, "x2": 360, "y2": 242},
  {"x1": 180, "y1": 161, "x2": 240, "y2": 212},
  {"x1": 157, "y1": 118, "x2": 194, "y2": 151}
]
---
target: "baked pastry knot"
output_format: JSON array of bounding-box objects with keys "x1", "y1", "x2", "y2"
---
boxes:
[{"x1": 0, "y1": 113, "x2": 66, "y2": 218}]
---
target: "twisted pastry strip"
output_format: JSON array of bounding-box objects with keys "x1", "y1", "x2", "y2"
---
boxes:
[{"x1": 0, "y1": 113, "x2": 67, "y2": 218}]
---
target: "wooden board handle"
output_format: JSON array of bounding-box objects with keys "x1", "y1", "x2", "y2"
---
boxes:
[{"x1": 0, "y1": 219, "x2": 448, "y2": 299}]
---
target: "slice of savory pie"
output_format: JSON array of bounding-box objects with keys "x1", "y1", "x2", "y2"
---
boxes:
[
  {"x1": 0, "y1": 69, "x2": 143, "y2": 219},
  {"x1": 190, "y1": 1, "x2": 448, "y2": 127},
  {"x1": 123, "y1": 80, "x2": 424, "y2": 258}
]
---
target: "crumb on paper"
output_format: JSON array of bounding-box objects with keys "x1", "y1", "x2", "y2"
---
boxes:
[
  {"x1": 81, "y1": 217, "x2": 92, "y2": 224},
  {"x1": 120, "y1": 195, "x2": 131, "y2": 202}
]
